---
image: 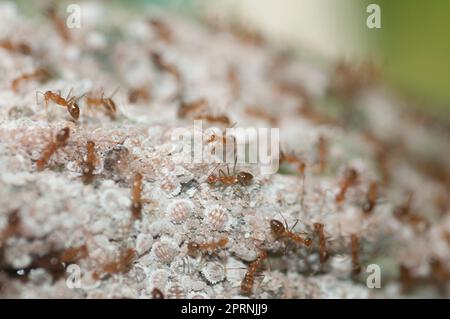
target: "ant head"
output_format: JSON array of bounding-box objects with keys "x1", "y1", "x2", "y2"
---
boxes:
[
  {"x1": 87, "y1": 140, "x2": 95, "y2": 148},
  {"x1": 270, "y1": 219, "x2": 285, "y2": 235},
  {"x1": 207, "y1": 175, "x2": 217, "y2": 184},
  {"x1": 237, "y1": 171, "x2": 253, "y2": 186},
  {"x1": 68, "y1": 103, "x2": 80, "y2": 120}
]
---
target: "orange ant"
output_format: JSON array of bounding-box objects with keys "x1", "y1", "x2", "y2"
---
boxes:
[
  {"x1": 187, "y1": 237, "x2": 229, "y2": 258},
  {"x1": 36, "y1": 89, "x2": 83, "y2": 120},
  {"x1": 241, "y1": 249, "x2": 268, "y2": 296},
  {"x1": 148, "y1": 18, "x2": 172, "y2": 43},
  {"x1": 46, "y1": 5, "x2": 71, "y2": 42},
  {"x1": 36, "y1": 127, "x2": 70, "y2": 171},
  {"x1": 279, "y1": 150, "x2": 306, "y2": 175},
  {"x1": 131, "y1": 173, "x2": 143, "y2": 220},
  {"x1": 0, "y1": 39, "x2": 31, "y2": 55},
  {"x1": 394, "y1": 193, "x2": 430, "y2": 231},
  {"x1": 59, "y1": 245, "x2": 89, "y2": 264},
  {"x1": 362, "y1": 181, "x2": 378, "y2": 214},
  {"x1": 152, "y1": 288, "x2": 165, "y2": 299},
  {"x1": 86, "y1": 88, "x2": 119, "y2": 119},
  {"x1": 335, "y1": 168, "x2": 358, "y2": 203},
  {"x1": 12, "y1": 68, "x2": 49, "y2": 92},
  {"x1": 178, "y1": 98, "x2": 208, "y2": 118},
  {"x1": 313, "y1": 223, "x2": 329, "y2": 264},
  {"x1": 193, "y1": 114, "x2": 232, "y2": 126},
  {"x1": 270, "y1": 215, "x2": 312, "y2": 248},
  {"x1": 350, "y1": 234, "x2": 361, "y2": 277},
  {"x1": 207, "y1": 157, "x2": 253, "y2": 187},
  {"x1": 128, "y1": 87, "x2": 150, "y2": 104},
  {"x1": 93, "y1": 248, "x2": 136, "y2": 280},
  {"x1": 81, "y1": 140, "x2": 97, "y2": 184},
  {"x1": 150, "y1": 51, "x2": 181, "y2": 83}
]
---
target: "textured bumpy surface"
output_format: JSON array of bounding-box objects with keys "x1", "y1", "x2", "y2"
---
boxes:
[{"x1": 0, "y1": 2, "x2": 449, "y2": 298}]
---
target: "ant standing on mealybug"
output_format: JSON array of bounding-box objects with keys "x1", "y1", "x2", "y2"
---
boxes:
[
  {"x1": 270, "y1": 212, "x2": 312, "y2": 248},
  {"x1": 207, "y1": 154, "x2": 253, "y2": 187},
  {"x1": 187, "y1": 237, "x2": 229, "y2": 258}
]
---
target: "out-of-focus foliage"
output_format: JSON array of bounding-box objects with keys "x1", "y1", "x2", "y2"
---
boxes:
[{"x1": 373, "y1": 0, "x2": 450, "y2": 121}]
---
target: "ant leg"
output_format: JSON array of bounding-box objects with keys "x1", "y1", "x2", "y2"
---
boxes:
[
  {"x1": 218, "y1": 169, "x2": 226, "y2": 177},
  {"x1": 253, "y1": 273, "x2": 266, "y2": 296},
  {"x1": 290, "y1": 219, "x2": 299, "y2": 232},
  {"x1": 66, "y1": 88, "x2": 73, "y2": 100},
  {"x1": 109, "y1": 86, "x2": 120, "y2": 98}
]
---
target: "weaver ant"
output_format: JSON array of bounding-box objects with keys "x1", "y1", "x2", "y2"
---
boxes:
[
  {"x1": 187, "y1": 237, "x2": 229, "y2": 258},
  {"x1": 178, "y1": 98, "x2": 208, "y2": 118},
  {"x1": 394, "y1": 193, "x2": 430, "y2": 232},
  {"x1": 335, "y1": 168, "x2": 358, "y2": 203},
  {"x1": 362, "y1": 181, "x2": 378, "y2": 214},
  {"x1": 36, "y1": 127, "x2": 70, "y2": 171},
  {"x1": 45, "y1": 5, "x2": 71, "y2": 42},
  {"x1": 0, "y1": 39, "x2": 31, "y2": 55},
  {"x1": 12, "y1": 68, "x2": 49, "y2": 92},
  {"x1": 128, "y1": 87, "x2": 150, "y2": 104},
  {"x1": 207, "y1": 157, "x2": 253, "y2": 187},
  {"x1": 86, "y1": 88, "x2": 119, "y2": 119},
  {"x1": 92, "y1": 248, "x2": 136, "y2": 280},
  {"x1": 36, "y1": 89, "x2": 83, "y2": 120},
  {"x1": 241, "y1": 249, "x2": 268, "y2": 296},
  {"x1": 270, "y1": 214, "x2": 312, "y2": 248}
]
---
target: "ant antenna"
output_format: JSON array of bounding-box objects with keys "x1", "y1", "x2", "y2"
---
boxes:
[
  {"x1": 109, "y1": 86, "x2": 120, "y2": 98},
  {"x1": 65, "y1": 87, "x2": 74, "y2": 100}
]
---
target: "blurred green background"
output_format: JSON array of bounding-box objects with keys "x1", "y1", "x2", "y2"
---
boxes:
[{"x1": 367, "y1": 0, "x2": 450, "y2": 121}]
